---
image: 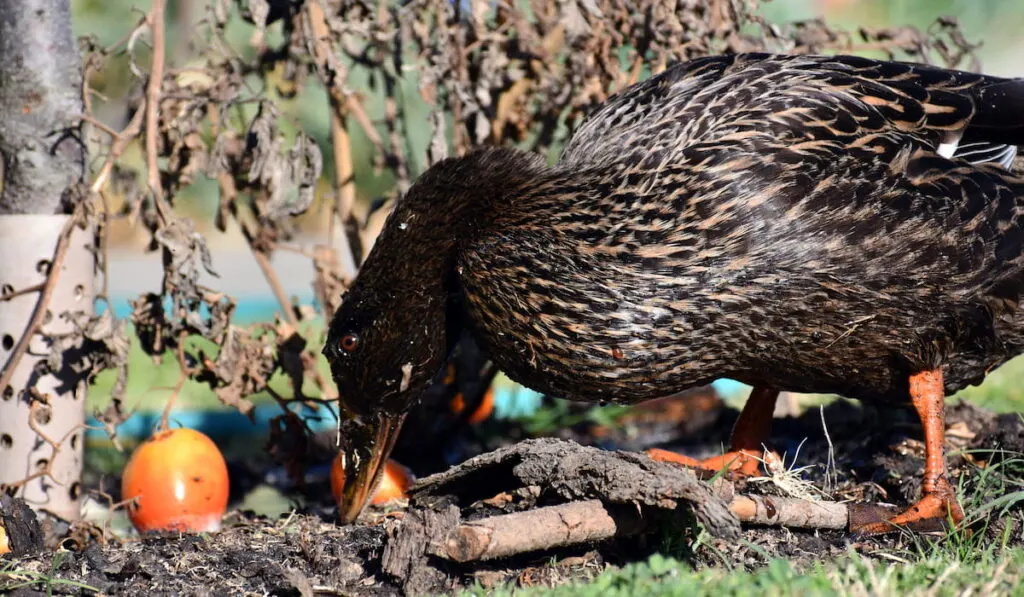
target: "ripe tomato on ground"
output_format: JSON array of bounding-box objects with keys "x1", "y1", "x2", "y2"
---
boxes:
[
  {"x1": 330, "y1": 454, "x2": 414, "y2": 508},
  {"x1": 121, "y1": 428, "x2": 229, "y2": 533}
]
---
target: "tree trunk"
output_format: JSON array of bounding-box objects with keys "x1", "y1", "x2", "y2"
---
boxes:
[
  {"x1": 0, "y1": 0, "x2": 85, "y2": 214},
  {"x1": 0, "y1": 0, "x2": 90, "y2": 523}
]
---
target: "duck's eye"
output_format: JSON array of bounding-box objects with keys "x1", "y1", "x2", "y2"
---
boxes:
[{"x1": 340, "y1": 333, "x2": 360, "y2": 353}]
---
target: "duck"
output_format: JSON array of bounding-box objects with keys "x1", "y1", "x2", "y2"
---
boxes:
[{"x1": 323, "y1": 52, "x2": 1024, "y2": 533}]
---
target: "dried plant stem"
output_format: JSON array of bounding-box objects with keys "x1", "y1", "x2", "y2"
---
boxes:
[
  {"x1": 157, "y1": 332, "x2": 193, "y2": 432},
  {"x1": 88, "y1": 106, "x2": 145, "y2": 195},
  {"x1": 329, "y1": 110, "x2": 357, "y2": 265},
  {"x1": 217, "y1": 172, "x2": 300, "y2": 329},
  {"x1": 305, "y1": 0, "x2": 359, "y2": 275},
  {"x1": 250, "y1": 246, "x2": 300, "y2": 329},
  {"x1": 0, "y1": 284, "x2": 46, "y2": 302},
  {"x1": 345, "y1": 95, "x2": 384, "y2": 157},
  {"x1": 144, "y1": 0, "x2": 171, "y2": 225},
  {"x1": 0, "y1": 212, "x2": 80, "y2": 397}
]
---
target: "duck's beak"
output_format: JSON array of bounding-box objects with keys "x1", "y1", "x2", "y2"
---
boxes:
[{"x1": 337, "y1": 411, "x2": 407, "y2": 523}]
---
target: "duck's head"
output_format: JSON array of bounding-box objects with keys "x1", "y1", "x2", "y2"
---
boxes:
[
  {"x1": 323, "y1": 209, "x2": 455, "y2": 523},
  {"x1": 323, "y1": 146, "x2": 546, "y2": 522}
]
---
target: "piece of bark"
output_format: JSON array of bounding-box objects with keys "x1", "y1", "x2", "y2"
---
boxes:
[
  {"x1": 443, "y1": 499, "x2": 644, "y2": 562},
  {"x1": 409, "y1": 438, "x2": 740, "y2": 539},
  {"x1": 0, "y1": 495, "x2": 44, "y2": 555},
  {"x1": 381, "y1": 504, "x2": 461, "y2": 596}
]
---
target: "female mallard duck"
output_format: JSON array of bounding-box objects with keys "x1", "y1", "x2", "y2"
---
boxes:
[{"x1": 324, "y1": 53, "x2": 1024, "y2": 532}]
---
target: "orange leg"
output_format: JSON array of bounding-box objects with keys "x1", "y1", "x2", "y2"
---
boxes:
[
  {"x1": 850, "y1": 369, "x2": 966, "y2": 535},
  {"x1": 647, "y1": 387, "x2": 780, "y2": 476}
]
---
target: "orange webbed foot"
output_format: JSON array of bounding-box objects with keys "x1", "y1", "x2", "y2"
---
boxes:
[
  {"x1": 850, "y1": 476, "x2": 966, "y2": 535},
  {"x1": 646, "y1": 447, "x2": 779, "y2": 478}
]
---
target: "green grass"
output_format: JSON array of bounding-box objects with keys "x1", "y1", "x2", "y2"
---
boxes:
[
  {"x1": 955, "y1": 355, "x2": 1024, "y2": 413},
  {"x1": 458, "y1": 548, "x2": 1024, "y2": 597}
]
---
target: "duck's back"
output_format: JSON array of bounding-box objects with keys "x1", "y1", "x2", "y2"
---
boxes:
[{"x1": 460, "y1": 54, "x2": 1024, "y2": 403}]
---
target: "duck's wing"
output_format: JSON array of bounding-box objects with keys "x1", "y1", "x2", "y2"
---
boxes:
[{"x1": 561, "y1": 53, "x2": 1024, "y2": 172}]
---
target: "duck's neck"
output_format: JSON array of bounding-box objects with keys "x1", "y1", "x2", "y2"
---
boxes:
[
  {"x1": 351, "y1": 146, "x2": 550, "y2": 365},
  {"x1": 356, "y1": 146, "x2": 548, "y2": 307},
  {"x1": 371, "y1": 146, "x2": 550, "y2": 282}
]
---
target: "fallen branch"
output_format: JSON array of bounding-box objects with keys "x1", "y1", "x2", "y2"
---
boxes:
[
  {"x1": 436, "y1": 493, "x2": 898, "y2": 563},
  {"x1": 443, "y1": 499, "x2": 644, "y2": 562},
  {"x1": 727, "y1": 494, "x2": 849, "y2": 529}
]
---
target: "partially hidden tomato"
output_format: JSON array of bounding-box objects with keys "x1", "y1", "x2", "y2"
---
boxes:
[
  {"x1": 330, "y1": 454, "x2": 414, "y2": 508},
  {"x1": 449, "y1": 387, "x2": 495, "y2": 425},
  {"x1": 121, "y1": 428, "x2": 229, "y2": 533}
]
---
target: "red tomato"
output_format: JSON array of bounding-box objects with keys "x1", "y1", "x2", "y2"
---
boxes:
[
  {"x1": 449, "y1": 387, "x2": 495, "y2": 424},
  {"x1": 121, "y1": 428, "x2": 229, "y2": 533},
  {"x1": 330, "y1": 454, "x2": 414, "y2": 507}
]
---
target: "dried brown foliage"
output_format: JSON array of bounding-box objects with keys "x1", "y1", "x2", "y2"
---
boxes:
[{"x1": 12, "y1": 0, "x2": 981, "y2": 483}]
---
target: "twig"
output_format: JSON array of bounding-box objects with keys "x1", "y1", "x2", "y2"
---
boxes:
[
  {"x1": 726, "y1": 494, "x2": 849, "y2": 529},
  {"x1": 0, "y1": 212, "x2": 81, "y2": 397},
  {"x1": 345, "y1": 94, "x2": 384, "y2": 155},
  {"x1": 77, "y1": 114, "x2": 121, "y2": 139},
  {"x1": 96, "y1": 189, "x2": 112, "y2": 301},
  {"x1": 88, "y1": 104, "x2": 146, "y2": 195},
  {"x1": 0, "y1": 283, "x2": 45, "y2": 302},
  {"x1": 249, "y1": 244, "x2": 300, "y2": 329},
  {"x1": 217, "y1": 173, "x2": 300, "y2": 328}
]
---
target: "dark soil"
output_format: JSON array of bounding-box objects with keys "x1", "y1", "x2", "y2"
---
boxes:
[{"x1": 3, "y1": 394, "x2": 1023, "y2": 597}]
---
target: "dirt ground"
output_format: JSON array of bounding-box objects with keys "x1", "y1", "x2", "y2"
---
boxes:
[{"x1": 3, "y1": 392, "x2": 1023, "y2": 596}]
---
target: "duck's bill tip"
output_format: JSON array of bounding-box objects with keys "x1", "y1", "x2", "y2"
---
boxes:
[{"x1": 337, "y1": 412, "x2": 407, "y2": 524}]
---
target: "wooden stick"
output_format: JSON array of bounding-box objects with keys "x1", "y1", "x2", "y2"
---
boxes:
[
  {"x1": 305, "y1": 0, "x2": 359, "y2": 277},
  {"x1": 439, "y1": 493, "x2": 883, "y2": 563},
  {"x1": 442, "y1": 500, "x2": 644, "y2": 563},
  {"x1": 728, "y1": 494, "x2": 848, "y2": 529}
]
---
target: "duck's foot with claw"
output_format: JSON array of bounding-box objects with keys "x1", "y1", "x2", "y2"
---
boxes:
[{"x1": 849, "y1": 475, "x2": 966, "y2": 535}]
